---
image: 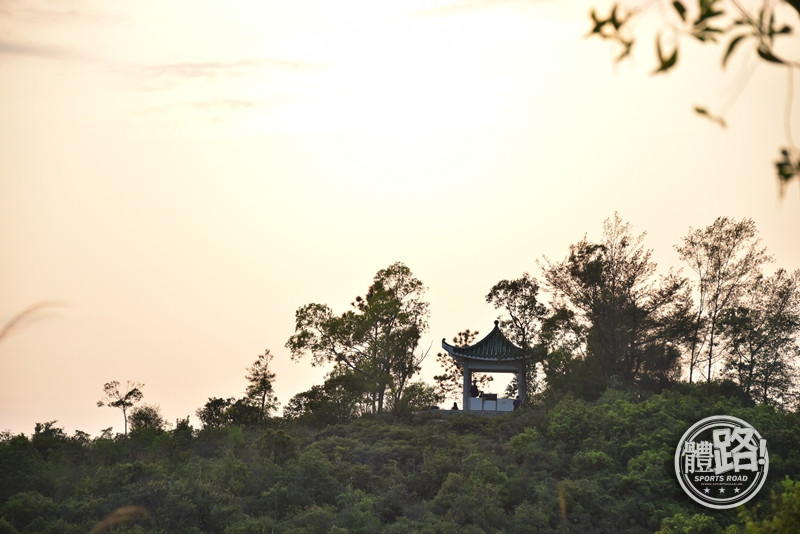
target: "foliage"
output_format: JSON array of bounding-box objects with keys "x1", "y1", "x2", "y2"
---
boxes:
[
  {"x1": 588, "y1": 0, "x2": 800, "y2": 187},
  {"x1": 676, "y1": 216, "x2": 773, "y2": 383},
  {"x1": 195, "y1": 397, "x2": 236, "y2": 429},
  {"x1": 287, "y1": 262, "x2": 430, "y2": 414},
  {"x1": 244, "y1": 349, "x2": 279, "y2": 420},
  {"x1": 2, "y1": 386, "x2": 798, "y2": 533},
  {"x1": 433, "y1": 329, "x2": 493, "y2": 406},
  {"x1": 127, "y1": 405, "x2": 167, "y2": 435},
  {"x1": 656, "y1": 512, "x2": 725, "y2": 533},
  {"x1": 387, "y1": 381, "x2": 442, "y2": 416},
  {"x1": 541, "y1": 213, "x2": 691, "y2": 397},
  {"x1": 195, "y1": 397, "x2": 264, "y2": 429},
  {"x1": 195, "y1": 349, "x2": 280, "y2": 429},
  {"x1": 486, "y1": 272, "x2": 549, "y2": 399},
  {"x1": 283, "y1": 371, "x2": 365, "y2": 425},
  {"x1": 718, "y1": 268, "x2": 800, "y2": 408},
  {"x1": 531, "y1": 214, "x2": 799, "y2": 408},
  {"x1": 737, "y1": 476, "x2": 800, "y2": 533},
  {"x1": 7, "y1": 218, "x2": 800, "y2": 532}
]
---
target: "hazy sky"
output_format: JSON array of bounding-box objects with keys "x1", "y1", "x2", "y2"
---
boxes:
[{"x1": 2, "y1": 0, "x2": 799, "y2": 436}]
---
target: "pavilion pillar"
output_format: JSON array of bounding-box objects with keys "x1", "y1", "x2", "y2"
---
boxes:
[
  {"x1": 462, "y1": 365, "x2": 472, "y2": 412},
  {"x1": 517, "y1": 369, "x2": 526, "y2": 406}
]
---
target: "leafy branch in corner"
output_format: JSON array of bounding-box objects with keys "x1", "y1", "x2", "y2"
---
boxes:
[{"x1": 588, "y1": 0, "x2": 800, "y2": 190}]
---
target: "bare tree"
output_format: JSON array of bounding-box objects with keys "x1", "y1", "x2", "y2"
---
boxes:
[{"x1": 97, "y1": 380, "x2": 144, "y2": 436}]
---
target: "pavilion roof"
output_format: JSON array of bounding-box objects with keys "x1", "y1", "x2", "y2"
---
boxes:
[{"x1": 441, "y1": 321, "x2": 526, "y2": 362}]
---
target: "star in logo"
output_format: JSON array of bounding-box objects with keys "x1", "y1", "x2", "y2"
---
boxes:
[
  {"x1": 720, "y1": 488, "x2": 726, "y2": 494},
  {"x1": 704, "y1": 488, "x2": 710, "y2": 494},
  {"x1": 734, "y1": 488, "x2": 740, "y2": 493}
]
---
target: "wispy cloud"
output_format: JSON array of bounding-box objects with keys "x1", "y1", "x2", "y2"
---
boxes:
[
  {"x1": 132, "y1": 98, "x2": 269, "y2": 127},
  {"x1": 186, "y1": 99, "x2": 262, "y2": 111},
  {"x1": 123, "y1": 58, "x2": 319, "y2": 91},
  {"x1": 0, "y1": 0, "x2": 120, "y2": 25},
  {"x1": 415, "y1": 0, "x2": 544, "y2": 17},
  {"x1": 0, "y1": 39, "x2": 85, "y2": 61},
  {"x1": 147, "y1": 60, "x2": 260, "y2": 80}
]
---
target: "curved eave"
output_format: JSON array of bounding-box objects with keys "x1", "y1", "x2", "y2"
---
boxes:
[{"x1": 440, "y1": 323, "x2": 526, "y2": 363}]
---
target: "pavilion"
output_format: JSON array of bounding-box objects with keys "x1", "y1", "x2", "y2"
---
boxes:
[{"x1": 441, "y1": 320, "x2": 529, "y2": 412}]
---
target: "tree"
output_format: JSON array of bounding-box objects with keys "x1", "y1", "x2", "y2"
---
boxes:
[
  {"x1": 286, "y1": 262, "x2": 430, "y2": 414},
  {"x1": 433, "y1": 329, "x2": 493, "y2": 405},
  {"x1": 127, "y1": 404, "x2": 166, "y2": 434},
  {"x1": 97, "y1": 380, "x2": 144, "y2": 436},
  {"x1": 719, "y1": 268, "x2": 800, "y2": 407},
  {"x1": 542, "y1": 214, "x2": 689, "y2": 395},
  {"x1": 194, "y1": 396, "x2": 264, "y2": 428},
  {"x1": 738, "y1": 477, "x2": 800, "y2": 533},
  {"x1": 195, "y1": 397, "x2": 234, "y2": 429},
  {"x1": 245, "y1": 349, "x2": 279, "y2": 421},
  {"x1": 194, "y1": 350, "x2": 279, "y2": 429},
  {"x1": 538, "y1": 306, "x2": 589, "y2": 392},
  {"x1": 676, "y1": 216, "x2": 772, "y2": 382},
  {"x1": 283, "y1": 371, "x2": 365, "y2": 425},
  {"x1": 388, "y1": 381, "x2": 442, "y2": 415},
  {"x1": 486, "y1": 273, "x2": 549, "y2": 400},
  {"x1": 588, "y1": 0, "x2": 800, "y2": 187}
]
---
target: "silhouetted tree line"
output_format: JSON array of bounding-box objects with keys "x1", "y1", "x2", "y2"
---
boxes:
[
  {"x1": 434, "y1": 214, "x2": 799, "y2": 412},
  {"x1": 95, "y1": 214, "x2": 800, "y2": 431}
]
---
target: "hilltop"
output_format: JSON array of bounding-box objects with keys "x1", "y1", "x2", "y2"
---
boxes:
[{"x1": 1, "y1": 382, "x2": 798, "y2": 533}]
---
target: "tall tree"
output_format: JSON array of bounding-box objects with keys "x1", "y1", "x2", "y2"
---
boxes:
[
  {"x1": 286, "y1": 262, "x2": 429, "y2": 414},
  {"x1": 485, "y1": 273, "x2": 548, "y2": 399},
  {"x1": 719, "y1": 268, "x2": 800, "y2": 407},
  {"x1": 97, "y1": 380, "x2": 144, "y2": 436},
  {"x1": 542, "y1": 214, "x2": 688, "y2": 394},
  {"x1": 676, "y1": 216, "x2": 772, "y2": 382},
  {"x1": 245, "y1": 349, "x2": 279, "y2": 421}
]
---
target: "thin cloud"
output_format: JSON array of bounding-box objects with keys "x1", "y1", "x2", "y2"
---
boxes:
[
  {"x1": 187, "y1": 99, "x2": 261, "y2": 111},
  {"x1": 0, "y1": 0, "x2": 120, "y2": 25},
  {"x1": 145, "y1": 60, "x2": 261, "y2": 80},
  {"x1": 415, "y1": 0, "x2": 546, "y2": 17},
  {"x1": 133, "y1": 98, "x2": 268, "y2": 127},
  {"x1": 147, "y1": 58, "x2": 318, "y2": 77},
  {"x1": 125, "y1": 58, "x2": 319, "y2": 91},
  {"x1": 0, "y1": 39, "x2": 85, "y2": 61}
]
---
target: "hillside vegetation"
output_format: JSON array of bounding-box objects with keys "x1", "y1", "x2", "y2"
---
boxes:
[
  {"x1": 4, "y1": 214, "x2": 799, "y2": 532},
  {"x1": 2, "y1": 383, "x2": 798, "y2": 533}
]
